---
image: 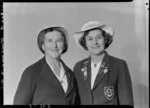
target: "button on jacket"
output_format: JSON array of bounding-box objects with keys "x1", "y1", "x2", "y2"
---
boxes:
[
  {"x1": 14, "y1": 57, "x2": 79, "y2": 105},
  {"x1": 73, "y1": 52, "x2": 134, "y2": 105}
]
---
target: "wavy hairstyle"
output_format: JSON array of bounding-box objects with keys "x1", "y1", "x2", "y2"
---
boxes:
[{"x1": 79, "y1": 27, "x2": 113, "y2": 50}]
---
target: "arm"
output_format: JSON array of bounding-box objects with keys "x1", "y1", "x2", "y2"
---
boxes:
[
  {"x1": 13, "y1": 67, "x2": 36, "y2": 105},
  {"x1": 73, "y1": 76, "x2": 81, "y2": 105},
  {"x1": 73, "y1": 64, "x2": 81, "y2": 105},
  {"x1": 117, "y1": 60, "x2": 134, "y2": 106}
]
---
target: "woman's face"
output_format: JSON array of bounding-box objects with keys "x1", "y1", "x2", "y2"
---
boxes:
[
  {"x1": 85, "y1": 29, "x2": 105, "y2": 56},
  {"x1": 42, "y1": 30, "x2": 64, "y2": 59}
]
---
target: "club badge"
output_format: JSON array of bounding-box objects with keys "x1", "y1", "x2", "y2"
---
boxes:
[
  {"x1": 99, "y1": 62, "x2": 109, "y2": 74},
  {"x1": 81, "y1": 61, "x2": 89, "y2": 81},
  {"x1": 104, "y1": 86, "x2": 114, "y2": 100},
  {"x1": 103, "y1": 68, "x2": 108, "y2": 73}
]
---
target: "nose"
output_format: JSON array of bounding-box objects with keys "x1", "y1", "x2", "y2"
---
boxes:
[
  {"x1": 93, "y1": 38, "x2": 98, "y2": 45},
  {"x1": 52, "y1": 41, "x2": 57, "y2": 48}
]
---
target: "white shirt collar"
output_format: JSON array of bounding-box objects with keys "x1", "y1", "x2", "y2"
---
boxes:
[
  {"x1": 91, "y1": 61, "x2": 101, "y2": 69},
  {"x1": 45, "y1": 58, "x2": 68, "y2": 93},
  {"x1": 91, "y1": 61, "x2": 102, "y2": 89},
  {"x1": 45, "y1": 58, "x2": 65, "y2": 81}
]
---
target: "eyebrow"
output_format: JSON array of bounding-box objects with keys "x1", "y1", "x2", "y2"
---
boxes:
[{"x1": 86, "y1": 34, "x2": 103, "y2": 37}]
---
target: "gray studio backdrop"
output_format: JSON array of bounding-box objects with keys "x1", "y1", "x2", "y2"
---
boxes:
[{"x1": 4, "y1": 2, "x2": 148, "y2": 108}]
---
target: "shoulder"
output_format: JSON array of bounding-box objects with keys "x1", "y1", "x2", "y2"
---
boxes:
[
  {"x1": 108, "y1": 55, "x2": 129, "y2": 73},
  {"x1": 61, "y1": 60, "x2": 73, "y2": 74},
  {"x1": 109, "y1": 55, "x2": 127, "y2": 65},
  {"x1": 22, "y1": 58, "x2": 45, "y2": 78},
  {"x1": 61, "y1": 60, "x2": 72, "y2": 71},
  {"x1": 73, "y1": 57, "x2": 90, "y2": 73},
  {"x1": 74, "y1": 57, "x2": 89, "y2": 68}
]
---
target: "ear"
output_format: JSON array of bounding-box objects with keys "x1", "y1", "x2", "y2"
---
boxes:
[
  {"x1": 42, "y1": 44, "x2": 45, "y2": 51},
  {"x1": 104, "y1": 36, "x2": 108, "y2": 43},
  {"x1": 105, "y1": 39, "x2": 107, "y2": 44}
]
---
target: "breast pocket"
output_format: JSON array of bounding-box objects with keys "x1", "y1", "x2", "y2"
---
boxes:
[{"x1": 103, "y1": 85, "x2": 115, "y2": 101}]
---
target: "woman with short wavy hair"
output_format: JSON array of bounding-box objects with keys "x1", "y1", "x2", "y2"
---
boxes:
[{"x1": 73, "y1": 21, "x2": 134, "y2": 106}]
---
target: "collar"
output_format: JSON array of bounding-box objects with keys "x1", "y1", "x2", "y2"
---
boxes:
[
  {"x1": 88, "y1": 51, "x2": 110, "y2": 68},
  {"x1": 91, "y1": 61, "x2": 101, "y2": 69},
  {"x1": 45, "y1": 57, "x2": 65, "y2": 81}
]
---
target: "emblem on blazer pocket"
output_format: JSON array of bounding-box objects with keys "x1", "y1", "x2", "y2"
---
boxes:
[{"x1": 104, "y1": 86, "x2": 114, "y2": 100}]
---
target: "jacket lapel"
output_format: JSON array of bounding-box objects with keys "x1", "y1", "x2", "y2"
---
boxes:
[
  {"x1": 60, "y1": 60, "x2": 74, "y2": 96},
  {"x1": 41, "y1": 57, "x2": 65, "y2": 94},
  {"x1": 92, "y1": 52, "x2": 111, "y2": 90},
  {"x1": 87, "y1": 58, "x2": 92, "y2": 90},
  {"x1": 81, "y1": 57, "x2": 91, "y2": 90}
]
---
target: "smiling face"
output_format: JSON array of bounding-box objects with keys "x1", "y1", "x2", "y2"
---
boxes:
[
  {"x1": 42, "y1": 30, "x2": 64, "y2": 59},
  {"x1": 85, "y1": 29, "x2": 105, "y2": 56}
]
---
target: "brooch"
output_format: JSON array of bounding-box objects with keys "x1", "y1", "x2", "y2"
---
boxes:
[
  {"x1": 103, "y1": 67, "x2": 109, "y2": 73},
  {"x1": 100, "y1": 62, "x2": 109, "y2": 74},
  {"x1": 81, "y1": 61, "x2": 88, "y2": 81}
]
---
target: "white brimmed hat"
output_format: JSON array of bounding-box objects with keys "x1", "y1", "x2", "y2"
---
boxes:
[{"x1": 74, "y1": 21, "x2": 114, "y2": 49}]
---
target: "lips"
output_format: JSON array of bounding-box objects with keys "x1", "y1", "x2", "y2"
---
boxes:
[
  {"x1": 50, "y1": 48, "x2": 59, "y2": 52},
  {"x1": 91, "y1": 46, "x2": 100, "y2": 49}
]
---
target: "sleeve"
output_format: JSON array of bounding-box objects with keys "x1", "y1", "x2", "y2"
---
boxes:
[
  {"x1": 73, "y1": 63, "x2": 79, "y2": 75},
  {"x1": 73, "y1": 63, "x2": 81, "y2": 105},
  {"x1": 117, "y1": 60, "x2": 134, "y2": 106},
  {"x1": 13, "y1": 67, "x2": 37, "y2": 105},
  {"x1": 73, "y1": 75, "x2": 81, "y2": 105}
]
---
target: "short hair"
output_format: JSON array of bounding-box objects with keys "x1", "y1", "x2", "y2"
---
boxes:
[
  {"x1": 37, "y1": 27, "x2": 68, "y2": 54},
  {"x1": 79, "y1": 27, "x2": 113, "y2": 50}
]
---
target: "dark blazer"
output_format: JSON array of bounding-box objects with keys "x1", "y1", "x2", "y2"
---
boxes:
[
  {"x1": 73, "y1": 52, "x2": 134, "y2": 105},
  {"x1": 14, "y1": 57, "x2": 79, "y2": 105}
]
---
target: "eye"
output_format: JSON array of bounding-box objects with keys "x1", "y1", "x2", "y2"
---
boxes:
[
  {"x1": 48, "y1": 39, "x2": 53, "y2": 42},
  {"x1": 86, "y1": 37, "x2": 93, "y2": 41},
  {"x1": 57, "y1": 39, "x2": 63, "y2": 43},
  {"x1": 97, "y1": 35, "x2": 103, "y2": 39}
]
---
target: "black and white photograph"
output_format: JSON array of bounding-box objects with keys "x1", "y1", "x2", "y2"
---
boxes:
[{"x1": 3, "y1": 1, "x2": 148, "y2": 108}]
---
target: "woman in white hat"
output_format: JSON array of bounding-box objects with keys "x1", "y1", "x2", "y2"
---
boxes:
[
  {"x1": 73, "y1": 21, "x2": 134, "y2": 105},
  {"x1": 14, "y1": 27, "x2": 79, "y2": 105}
]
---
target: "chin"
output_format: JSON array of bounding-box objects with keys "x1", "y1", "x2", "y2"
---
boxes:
[
  {"x1": 91, "y1": 50, "x2": 104, "y2": 55},
  {"x1": 52, "y1": 54, "x2": 61, "y2": 58},
  {"x1": 47, "y1": 52, "x2": 61, "y2": 59}
]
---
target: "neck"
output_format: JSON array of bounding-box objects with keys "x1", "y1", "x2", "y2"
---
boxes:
[
  {"x1": 90, "y1": 51, "x2": 105, "y2": 63},
  {"x1": 45, "y1": 55, "x2": 61, "y2": 67}
]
